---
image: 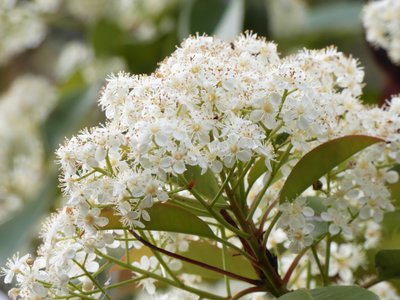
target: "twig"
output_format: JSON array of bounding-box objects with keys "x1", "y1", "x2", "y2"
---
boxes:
[{"x1": 128, "y1": 229, "x2": 262, "y2": 286}]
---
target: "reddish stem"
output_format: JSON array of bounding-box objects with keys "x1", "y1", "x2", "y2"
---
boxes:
[
  {"x1": 128, "y1": 229, "x2": 262, "y2": 286},
  {"x1": 257, "y1": 200, "x2": 278, "y2": 237}
]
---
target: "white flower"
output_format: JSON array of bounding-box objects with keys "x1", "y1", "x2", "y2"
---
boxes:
[
  {"x1": 287, "y1": 223, "x2": 314, "y2": 253},
  {"x1": 369, "y1": 282, "x2": 400, "y2": 300},
  {"x1": 75, "y1": 203, "x2": 109, "y2": 235},
  {"x1": 364, "y1": 221, "x2": 381, "y2": 249},
  {"x1": 362, "y1": 0, "x2": 400, "y2": 65},
  {"x1": 0, "y1": 2, "x2": 46, "y2": 65},
  {"x1": 133, "y1": 256, "x2": 158, "y2": 295},
  {"x1": 279, "y1": 197, "x2": 314, "y2": 230},
  {"x1": 250, "y1": 92, "x2": 281, "y2": 128},
  {"x1": 1, "y1": 253, "x2": 30, "y2": 284},
  {"x1": 321, "y1": 207, "x2": 351, "y2": 236},
  {"x1": 329, "y1": 243, "x2": 365, "y2": 283}
]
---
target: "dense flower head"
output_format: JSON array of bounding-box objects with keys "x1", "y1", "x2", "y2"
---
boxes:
[
  {"x1": 58, "y1": 33, "x2": 400, "y2": 252},
  {"x1": 362, "y1": 0, "x2": 400, "y2": 65},
  {"x1": 3, "y1": 34, "x2": 400, "y2": 299}
]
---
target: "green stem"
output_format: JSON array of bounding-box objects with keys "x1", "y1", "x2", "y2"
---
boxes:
[
  {"x1": 306, "y1": 260, "x2": 311, "y2": 289},
  {"x1": 324, "y1": 234, "x2": 331, "y2": 286},
  {"x1": 231, "y1": 158, "x2": 255, "y2": 206},
  {"x1": 105, "y1": 151, "x2": 115, "y2": 177},
  {"x1": 283, "y1": 247, "x2": 309, "y2": 284},
  {"x1": 311, "y1": 245, "x2": 326, "y2": 284},
  {"x1": 262, "y1": 211, "x2": 282, "y2": 249},
  {"x1": 224, "y1": 189, "x2": 285, "y2": 297},
  {"x1": 172, "y1": 194, "x2": 228, "y2": 209},
  {"x1": 247, "y1": 144, "x2": 292, "y2": 221},
  {"x1": 169, "y1": 197, "x2": 210, "y2": 215},
  {"x1": 72, "y1": 259, "x2": 111, "y2": 300},
  {"x1": 221, "y1": 228, "x2": 232, "y2": 297},
  {"x1": 92, "y1": 167, "x2": 109, "y2": 176},
  {"x1": 74, "y1": 169, "x2": 97, "y2": 182},
  {"x1": 264, "y1": 121, "x2": 284, "y2": 143},
  {"x1": 178, "y1": 175, "x2": 250, "y2": 239},
  {"x1": 57, "y1": 290, "x2": 96, "y2": 300},
  {"x1": 209, "y1": 164, "x2": 236, "y2": 208},
  {"x1": 124, "y1": 230, "x2": 130, "y2": 265},
  {"x1": 237, "y1": 162, "x2": 245, "y2": 203},
  {"x1": 103, "y1": 276, "x2": 147, "y2": 291},
  {"x1": 82, "y1": 276, "x2": 148, "y2": 295},
  {"x1": 257, "y1": 200, "x2": 277, "y2": 237},
  {"x1": 212, "y1": 235, "x2": 259, "y2": 264},
  {"x1": 140, "y1": 230, "x2": 183, "y2": 285},
  {"x1": 230, "y1": 286, "x2": 267, "y2": 300},
  {"x1": 91, "y1": 261, "x2": 111, "y2": 278}
]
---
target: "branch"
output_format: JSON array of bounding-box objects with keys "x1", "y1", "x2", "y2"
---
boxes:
[{"x1": 128, "y1": 229, "x2": 262, "y2": 286}]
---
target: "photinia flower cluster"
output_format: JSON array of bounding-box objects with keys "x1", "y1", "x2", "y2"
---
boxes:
[{"x1": 2, "y1": 34, "x2": 400, "y2": 299}]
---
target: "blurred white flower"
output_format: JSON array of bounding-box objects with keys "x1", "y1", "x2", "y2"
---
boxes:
[
  {"x1": 369, "y1": 282, "x2": 400, "y2": 300},
  {"x1": 362, "y1": 0, "x2": 400, "y2": 65},
  {"x1": 0, "y1": 75, "x2": 56, "y2": 222},
  {"x1": 0, "y1": 2, "x2": 45, "y2": 65},
  {"x1": 266, "y1": 0, "x2": 307, "y2": 38}
]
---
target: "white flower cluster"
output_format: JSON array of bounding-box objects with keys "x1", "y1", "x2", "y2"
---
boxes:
[
  {"x1": 0, "y1": 0, "x2": 46, "y2": 65},
  {"x1": 2, "y1": 204, "x2": 191, "y2": 299},
  {"x1": 3, "y1": 34, "x2": 400, "y2": 298},
  {"x1": 362, "y1": 0, "x2": 400, "y2": 65},
  {"x1": 0, "y1": 75, "x2": 56, "y2": 222}
]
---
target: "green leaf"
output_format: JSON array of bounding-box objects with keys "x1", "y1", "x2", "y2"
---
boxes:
[
  {"x1": 275, "y1": 132, "x2": 290, "y2": 145},
  {"x1": 90, "y1": 19, "x2": 125, "y2": 56},
  {"x1": 303, "y1": 197, "x2": 329, "y2": 238},
  {"x1": 0, "y1": 174, "x2": 58, "y2": 265},
  {"x1": 58, "y1": 71, "x2": 86, "y2": 96},
  {"x1": 178, "y1": 0, "x2": 244, "y2": 40},
  {"x1": 388, "y1": 164, "x2": 400, "y2": 207},
  {"x1": 243, "y1": 0, "x2": 269, "y2": 36},
  {"x1": 304, "y1": 196, "x2": 327, "y2": 215},
  {"x1": 247, "y1": 158, "x2": 283, "y2": 192},
  {"x1": 183, "y1": 165, "x2": 224, "y2": 204},
  {"x1": 121, "y1": 32, "x2": 177, "y2": 74},
  {"x1": 179, "y1": 241, "x2": 258, "y2": 280},
  {"x1": 213, "y1": 0, "x2": 245, "y2": 40},
  {"x1": 375, "y1": 249, "x2": 400, "y2": 280},
  {"x1": 101, "y1": 202, "x2": 215, "y2": 238},
  {"x1": 279, "y1": 290, "x2": 312, "y2": 300},
  {"x1": 247, "y1": 157, "x2": 267, "y2": 188},
  {"x1": 279, "y1": 135, "x2": 383, "y2": 203},
  {"x1": 178, "y1": 0, "x2": 227, "y2": 39},
  {"x1": 382, "y1": 209, "x2": 400, "y2": 236},
  {"x1": 279, "y1": 286, "x2": 379, "y2": 300}
]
